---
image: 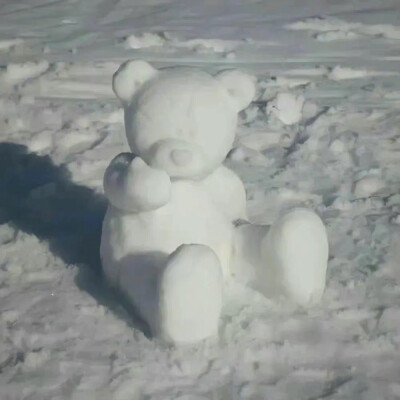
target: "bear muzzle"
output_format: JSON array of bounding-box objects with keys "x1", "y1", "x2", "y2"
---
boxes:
[{"x1": 147, "y1": 139, "x2": 208, "y2": 180}]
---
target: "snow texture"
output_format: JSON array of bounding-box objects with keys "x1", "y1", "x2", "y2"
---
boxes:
[{"x1": 1, "y1": 0, "x2": 400, "y2": 399}]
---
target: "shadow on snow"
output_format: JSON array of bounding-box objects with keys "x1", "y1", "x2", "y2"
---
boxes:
[{"x1": 0, "y1": 142, "x2": 150, "y2": 337}]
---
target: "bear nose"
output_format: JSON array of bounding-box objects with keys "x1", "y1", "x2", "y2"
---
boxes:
[{"x1": 171, "y1": 149, "x2": 193, "y2": 166}]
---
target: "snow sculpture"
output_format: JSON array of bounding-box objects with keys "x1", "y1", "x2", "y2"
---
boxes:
[{"x1": 100, "y1": 60, "x2": 329, "y2": 344}]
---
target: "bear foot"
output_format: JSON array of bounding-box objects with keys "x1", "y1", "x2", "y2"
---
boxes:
[
  {"x1": 158, "y1": 244, "x2": 223, "y2": 344},
  {"x1": 262, "y1": 208, "x2": 329, "y2": 306}
]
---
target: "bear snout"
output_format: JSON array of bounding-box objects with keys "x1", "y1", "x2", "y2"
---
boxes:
[
  {"x1": 170, "y1": 149, "x2": 192, "y2": 166},
  {"x1": 147, "y1": 139, "x2": 208, "y2": 179}
]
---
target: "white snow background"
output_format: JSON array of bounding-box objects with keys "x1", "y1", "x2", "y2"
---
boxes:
[{"x1": 1, "y1": 1, "x2": 400, "y2": 399}]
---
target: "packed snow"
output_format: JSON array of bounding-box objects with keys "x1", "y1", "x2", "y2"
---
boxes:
[{"x1": 1, "y1": 0, "x2": 400, "y2": 399}]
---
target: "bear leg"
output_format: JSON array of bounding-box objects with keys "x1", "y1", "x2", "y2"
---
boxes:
[
  {"x1": 261, "y1": 208, "x2": 329, "y2": 306},
  {"x1": 158, "y1": 244, "x2": 223, "y2": 344},
  {"x1": 233, "y1": 209, "x2": 328, "y2": 306}
]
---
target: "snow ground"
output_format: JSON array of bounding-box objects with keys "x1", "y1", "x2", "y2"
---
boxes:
[{"x1": 1, "y1": 1, "x2": 400, "y2": 399}]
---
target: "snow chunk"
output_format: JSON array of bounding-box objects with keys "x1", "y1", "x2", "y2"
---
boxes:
[
  {"x1": 237, "y1": 131, "x2": 290, "y2": 151},
  {"x1": 361, "y1": 23, "x2": 400, "y2": 40},
  {"x1": 285, "y1": 66, "x2": 328, "y2": 77},
  {"x1": 27, "y1": 130, "x2": 53, "y2": 153},
  {"x1": 57, "y1": 128, "x2": 101, "y2": 153},
  {"x1": 0, "y1": 225, "x2": 16, "y2": 245},
  {"x1": 0, "y1": 38, "x2": 24, "y2": 51},
  {"x1": 123, "y1": 32, "x2": 241, "y2": 54},
  {"x1": 328, "y1": 66, "x2": 370, "y2": 81},
  {"x1": 286, "y1": 16, "x2": 400, "y2": 41},
  {"x1": 286, "y1": 17, "x2": 357, "y2": 33},
  {"x1": 1, "y1": 60, "x2": 49, "y2": 86},
  {"x1": 267, "y1": 92, "x2": 305, "y2": 125},
  {"x1": 353, "y1": 176, "x2": 385, "y2": 199},
  {"x1": 329, "y1": 138, "x2": 346, "y2": 154},
  {"x1": 1, "y1": 309, "x2": 19, "y2": 325},
  {"x1": 124, "y1": 32, "x2": 165, "y2": 49},
  {"x1": 314, "y1": 30, "x2": 359, "y2": 42},
  {"x1": 379, "y1": 308, "x2": 400, "y2": 333},
  {"x1": 175, "y1": 38, "x2": 238, "y2": 53},
  {"x1": 22, "y1": 350, "x2": 50, "y2": 371}
]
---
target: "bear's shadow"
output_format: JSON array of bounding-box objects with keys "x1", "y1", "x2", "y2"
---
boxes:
[{"x1": 0, "y1": 142, "x2": 151, "y2": 337}]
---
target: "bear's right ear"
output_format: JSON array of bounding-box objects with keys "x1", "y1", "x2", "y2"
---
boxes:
[
  {"x1": 112, "y1": 60, "x2": 158, "y2": 104},
  {"x1": 216, "y1": 69, "x2": 256, "y2": 112}
]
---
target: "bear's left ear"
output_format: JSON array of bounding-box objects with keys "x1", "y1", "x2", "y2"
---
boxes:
[
  {"x1": 216, "y1": 69, "x2": 256, "y2": 112},
  {"x1": 112, "y1": 60, "x2": 158, "y2": 104}
]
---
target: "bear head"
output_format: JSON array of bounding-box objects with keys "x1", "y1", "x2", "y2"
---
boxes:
[{"x1": 113, "y1": 60, "x2": 255, "y2": 180}]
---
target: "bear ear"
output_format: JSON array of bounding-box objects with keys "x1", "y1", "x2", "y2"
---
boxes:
[
  {"x1": 216, "y1": 69, "x2": 256, "y2": 112},
  {"x1": 112, "y1": 60, "x2": 158, "y2": 104}
]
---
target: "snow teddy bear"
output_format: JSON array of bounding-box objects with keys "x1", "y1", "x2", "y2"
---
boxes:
[{"x1": 100, "y1": 60, "x2": 329, "y2": 344}]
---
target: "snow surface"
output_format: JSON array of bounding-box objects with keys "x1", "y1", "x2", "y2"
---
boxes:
[{"x1": 1, "y1": 0, "x2": 400, "y2": 399}]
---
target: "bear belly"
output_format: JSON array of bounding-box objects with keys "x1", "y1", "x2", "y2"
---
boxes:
[{"x1": 101, "y1": 181, "x2": 234, "y2": 284}]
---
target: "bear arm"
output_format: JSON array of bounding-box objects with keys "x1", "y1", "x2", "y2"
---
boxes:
[
  {"x1": 202, "y1": 166, "x2": 247, "y2": 221},
  {"x1": 104, "y1": 153, "x2": 171, "y2": 213}
]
